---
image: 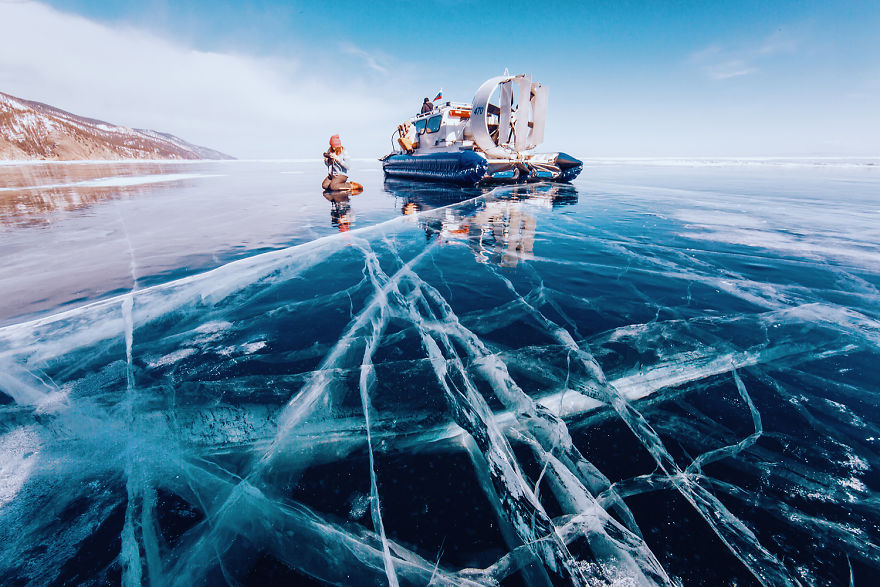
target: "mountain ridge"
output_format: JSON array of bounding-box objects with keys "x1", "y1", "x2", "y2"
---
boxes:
[{"x1": 0, "y1": 91, "x2": 234, "y2": 161}]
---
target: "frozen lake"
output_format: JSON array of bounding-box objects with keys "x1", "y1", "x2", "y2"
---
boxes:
[{"x1": 1, "y1": 159, "x2": 879, "y2": 585}]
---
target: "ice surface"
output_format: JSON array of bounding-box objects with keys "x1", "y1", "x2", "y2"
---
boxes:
[{"x1": 0, "y1": 161, "x2": 878, "y2": 585}]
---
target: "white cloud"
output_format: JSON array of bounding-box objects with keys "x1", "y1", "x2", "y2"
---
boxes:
[
  {"x1": 340, "y1": 43, "x2": 389, "y2": 75},
  {"x1": 689, "y1": 30, "x2": 799, "y2": 80},
  {"x1": 0, "y1": 1, "x2": 417, "y2": 157},
  {"x1": 757, "y1": 29, "x2": 799, "y2": 56},
  {"x1": 706, "y1": 60, "x2": 757, "y2": 80}
]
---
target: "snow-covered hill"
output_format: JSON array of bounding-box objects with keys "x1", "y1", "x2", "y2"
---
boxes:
[{"x1": 0, "y1": 91, "x2": 233, "y2": 161}]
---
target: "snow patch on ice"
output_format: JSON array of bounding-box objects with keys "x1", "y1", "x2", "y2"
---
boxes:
[
  {"x1": 147, "y1": 347, "x2": 197, "y2": 368},
  {"x1": 191, "y1": 321, "x2": 233, "y2": 345},
  {"x1": 348, "y1": 492, "x2": 370, "y2": 520},
  {"x1": 0, "y1": 173, "x2": 223, "y2": 193},
  {"x1": 217, "y1": 341, "x2": 267, "y2": 356},
  {"x1": 0, "y1": 427, "x2": 41, "y2": 508},
  {"x1": 195, "y1": 321, "x2": 232, "y2": 334},
  {"x1": 838, "y1": 476, "x2": 867, "y2": 494}
]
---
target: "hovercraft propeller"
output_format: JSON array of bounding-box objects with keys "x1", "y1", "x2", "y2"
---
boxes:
[{"x1": 469, "y1": 74, "x2": 548, "y2": 158}]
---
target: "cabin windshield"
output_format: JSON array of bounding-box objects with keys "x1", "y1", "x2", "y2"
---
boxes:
[
  {"x1": 426, "y1": 115, "x2": 442, "y2": 133},
  {"x1": 414, "y1": 118, "x2": 427, "y2": 134}
]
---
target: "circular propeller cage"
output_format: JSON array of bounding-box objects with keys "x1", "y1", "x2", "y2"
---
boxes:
[{"x1": 470, "y1": 74, "x2": 549, "y2": 159}]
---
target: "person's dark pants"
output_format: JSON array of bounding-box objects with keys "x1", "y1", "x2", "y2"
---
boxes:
[{"x1": 322, "y1": 174, "x2": 351, "y2": 190}]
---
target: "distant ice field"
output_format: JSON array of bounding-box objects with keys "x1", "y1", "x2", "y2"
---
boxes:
[{"x1": 0, "y1": 159, "x2": 878, "y2": 585}]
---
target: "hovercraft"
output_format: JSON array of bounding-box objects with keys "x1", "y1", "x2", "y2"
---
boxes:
[{"x1": 381, "y1": 74, "x2": 582, "y2": 185}]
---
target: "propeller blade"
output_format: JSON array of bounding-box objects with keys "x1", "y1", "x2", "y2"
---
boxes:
[
  {"x1": 514, "y1": 74, "x2": 531, "y2": 151},
  {"x1": 499, "y1": 81, "x2": 512, "y2": 148},
  {"x1": 529, "y1": 82, "x2": 548, "y2": 148}
]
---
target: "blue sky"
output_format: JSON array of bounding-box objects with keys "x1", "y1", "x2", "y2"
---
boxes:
[{"x1": 2, "y1": 0, "x2": 879, "y2": 157}]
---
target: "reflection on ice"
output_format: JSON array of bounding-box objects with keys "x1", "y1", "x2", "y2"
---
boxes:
[
  {"x1": 1, "y1": 166, "x2": 879, "y2": 585},
  {"x1": 323, "y1": 190, "x2": 355, "y2": 232},
  {"x1": 388, "y1": 180, "x2": 579, "y2": 267}
]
